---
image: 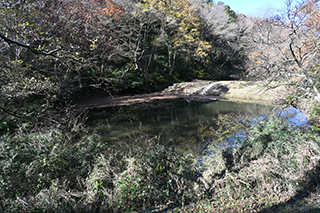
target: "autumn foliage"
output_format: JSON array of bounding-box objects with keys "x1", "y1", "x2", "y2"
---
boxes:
[
  {"x1": 139, "y1": 0, "x2": 212, "y2": 57},
  {"x1": 2, "y1": 1, "x2": 320, "y2": 212}
]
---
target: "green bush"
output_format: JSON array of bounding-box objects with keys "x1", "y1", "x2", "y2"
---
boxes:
[
  {"x1": 0, "y1": 128, "x2": 106, "y2": 212},
  {"x1": 84, "y1": 144, "x2": 202, "y2": 212},
  {"x1": 0, "y1": 127, "x2": 202, "y2": 212},
  {"x1": 119, "y1": 145, "x2": 201, "y2": 211}
]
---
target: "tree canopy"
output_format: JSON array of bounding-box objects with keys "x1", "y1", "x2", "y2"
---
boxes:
[
  {"x1": 2, "y1": 0, "x2": 319, "y2": 127},
  {"x1": 247, "y1": 0, "x2": 320, "y2": 104}
]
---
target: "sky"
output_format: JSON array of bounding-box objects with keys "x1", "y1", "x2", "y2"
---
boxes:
[{"x1": 220, "y1": 0, "x2": 286, "y2": 16}]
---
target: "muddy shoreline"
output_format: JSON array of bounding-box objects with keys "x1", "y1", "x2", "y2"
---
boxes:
[
  {"x1": 77, "y1": 80, "x2": 290, "y2": 109},
  {"x1": 77, "y1": 93, "x2": 219, "y2": 109}
]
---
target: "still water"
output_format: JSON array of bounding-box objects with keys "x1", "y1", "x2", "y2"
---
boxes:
[{"x1": 87, "y1": 100, "x2": 276, "y2": 152}]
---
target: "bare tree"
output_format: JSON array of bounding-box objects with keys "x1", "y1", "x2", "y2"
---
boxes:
[{"x1": 247, "y1": 0, "x2": 320, "y2": 104}]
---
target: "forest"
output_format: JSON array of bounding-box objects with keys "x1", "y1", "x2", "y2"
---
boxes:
[{"x1": 1, "y1": 0, "x2": 320, "y2": 212}]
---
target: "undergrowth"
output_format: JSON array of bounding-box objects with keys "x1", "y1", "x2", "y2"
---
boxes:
[{"x1": 1, "y1": 115, "x2": 320, "y2": 212}]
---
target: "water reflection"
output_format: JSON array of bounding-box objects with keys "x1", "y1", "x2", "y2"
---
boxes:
[
  {"x1": 87, "y1": 100, "x2": 273, "y2": 152},
  {"x1": 279, "y1": 107, "x2": 309, "y2": 127},
  {"x1": 220, "y1": 107, "x2": 309, "y2": 150}
]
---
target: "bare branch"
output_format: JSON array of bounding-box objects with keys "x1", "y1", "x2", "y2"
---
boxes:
[
  {"x1": 0, "y1": 105, "x2": 32, "y2": 119},
  {"x1": 0, "y1": 32, "x2": 60, "y2": 56}
]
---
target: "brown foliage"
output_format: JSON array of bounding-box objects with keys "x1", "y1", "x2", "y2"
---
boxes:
[{"x1": 40, "y1": 0, "x2": 124, "y2": 54}]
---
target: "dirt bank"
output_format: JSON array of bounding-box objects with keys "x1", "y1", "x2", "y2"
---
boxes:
[
  {"x1": 78, "y1": 80, "x2": 290, "y2": 109},
  {"x1": 203, "y1": 80, "x2": 290, "y2": 105}
]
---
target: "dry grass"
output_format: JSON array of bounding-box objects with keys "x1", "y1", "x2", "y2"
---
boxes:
[
  {"x1": 169, "y1": 116, "x2": 320, "y2": 213},
  {"x1": 1, "y1": 115, "x2": 320, "y2": 212}
]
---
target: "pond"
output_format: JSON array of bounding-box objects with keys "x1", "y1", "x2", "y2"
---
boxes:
[
  {"x1": 86, "y1": 99, "x2": 309, "y2": 155},
  {"x1": 86, "y1": 100, "x2": 280, "y2": 153}
]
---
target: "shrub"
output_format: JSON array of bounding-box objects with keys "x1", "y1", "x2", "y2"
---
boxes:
[
  {"x1": 1, "y1": 116, "x2": 320, "y2": 212},
  {"x1": 84, "y1": 144, "x2": 202, "y2": 212},
  {"x1": 199, "y1": 116, "x2": 320, "y2": 205},
  {"x1": 309, "y1": 103, "x2": 320, "y2": 133},
  {"x1": 116, "y1": 145, "x2": 201, "y2": 211},
  {"x1": 0, "y1": 128, "x2": 105, "y2": 212},
  {"x1": 0, "y1": 127, "x2": 203, "y2": 212}
]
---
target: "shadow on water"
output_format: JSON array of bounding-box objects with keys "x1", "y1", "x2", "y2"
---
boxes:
[
  {"x1": 87, "y1": 99, "x2": 310, "y2": 154},
  {"x1": 86, "y1": 100, "x2": 273, "y2": 153}
]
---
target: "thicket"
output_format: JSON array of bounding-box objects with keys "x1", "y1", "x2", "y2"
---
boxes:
[{"x1": 1, "y1": 116, "x2": 320, "y2": 212}]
